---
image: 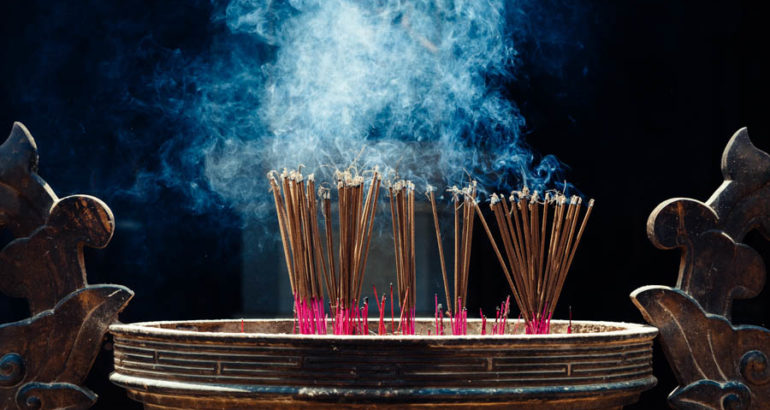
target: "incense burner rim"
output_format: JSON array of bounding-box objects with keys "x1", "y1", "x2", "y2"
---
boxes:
[
  {"x1": 110, "y1": 318, "x2": 657, "y2": 341},
  {"x1": 111, "y1": 371, "x2": 656, "y2": 398}
]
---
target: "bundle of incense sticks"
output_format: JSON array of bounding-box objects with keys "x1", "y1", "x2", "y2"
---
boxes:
[
  {"x1": 268, "y1": 169, "x2": 326, "y2": 305},
  {"x1": 430, "y1": 294, "x2": 510, "y2": 336},
  {"x1": 332, "y1": 169, "x2": 382, "y2": 308},
  {"x1": 293, "y1": 294, "x2": 327, "y2": 335},
  {"x1": 332, "y1": 298, "x2": 369, "y2": 335},
  {"x1": 268, "y1": 168, "x2": 381, "y2": 314},
  {"x1": 428, "y1": 182, "x2": 477, "y2": 314},
  {"x1": 477, "y1": 187, "x2": 594, "y2": 334},
  {"x1": 388, "y1": 180, "x2": 416, "y2": 313}
]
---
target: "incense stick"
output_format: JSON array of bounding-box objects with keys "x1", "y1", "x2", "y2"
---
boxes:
[
  {"x1": 388, "y1": 180, "x2": 416, "y2": 312},
  {"x1": 268, "y1": 167, "x2": 381, "y2": 322},
  {"x1": 268, "y1": 169, "x2": 327, "y2": 305},
  {"x1": 479, "y1": 188, "x2": 594, "y2": 334},
  {"x1": 427, "y1": 187, "x2": 451, "y2": 316},
  {"x1": 427, "y1": 182, "x2": 477, "y2": 314},
  {"x1": 333, "y1": 169, "x2": 381, "y2": 308}
]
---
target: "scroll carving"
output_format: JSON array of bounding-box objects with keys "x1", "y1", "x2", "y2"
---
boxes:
[
  {"x1": 632, "y1": 128, "x2": 770, "y2": 409},
  {"x1": 0, "y1": 122, "x2": 134, "y2": 409}
]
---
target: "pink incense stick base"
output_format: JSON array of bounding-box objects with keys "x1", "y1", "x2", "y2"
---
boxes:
[{"x1": 110, "y1": 319, "x2": 656, "y2": 409}]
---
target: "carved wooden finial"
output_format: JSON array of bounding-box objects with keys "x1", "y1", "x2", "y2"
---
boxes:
[
  {"x1": 0, "y1": 122, "x2": 133, "y2": 410},
  {"x1": 632, "y1": 128, "x2": 770, "y2": 409}
]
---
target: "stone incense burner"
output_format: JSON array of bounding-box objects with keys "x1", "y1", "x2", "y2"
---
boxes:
[
  {"x1": 109, "y1": 318, "x2": 656, "y2": 409},
  {"x1": 109, "y1": 142, "x2": 658, "y2": 409}
]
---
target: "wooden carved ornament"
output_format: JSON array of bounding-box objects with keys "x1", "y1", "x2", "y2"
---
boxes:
[
  {"x1": 631, "y1": 128, "x2": 770, "y2": 409},
  {"x1": 0, "y1": 122, "x2": 133, "y2": 409}
]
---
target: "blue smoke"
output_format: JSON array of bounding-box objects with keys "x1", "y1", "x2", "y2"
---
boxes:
[
  {"x1": 8, "y1": 0, "x2": 586, "y2": 222},
  {"x1": 133, "y1": 0, "x2": 572, "y2": 218}
]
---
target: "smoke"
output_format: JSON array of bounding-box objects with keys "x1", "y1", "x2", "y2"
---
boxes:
[
  {"x1": 4, "y1": 0, "x2": 585, "y2": 221},
  {"x1": 152, "y1": 0, "x2": 569, "y2": 217}
]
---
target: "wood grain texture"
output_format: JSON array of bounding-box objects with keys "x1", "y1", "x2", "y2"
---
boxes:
[
  {"x1": 0, "y1": 122, "x2": 133, "y2": 409},
  {"x1": 633, "y1": 127, "x2": 770, "y2": 409}
]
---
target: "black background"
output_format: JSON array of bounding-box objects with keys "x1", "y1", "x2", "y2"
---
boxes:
[{"x1": 1, "y1": 1, "x2": 769, "y2": 408}]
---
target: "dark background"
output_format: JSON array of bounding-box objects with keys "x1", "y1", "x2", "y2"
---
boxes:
[{"x1": 1, "y1": 1, "x2": 769, "y2": 408}]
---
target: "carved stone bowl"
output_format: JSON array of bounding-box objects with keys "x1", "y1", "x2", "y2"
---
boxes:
[{"x1": 110, "y1": 319, "x2": 656, "y2": 409}]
